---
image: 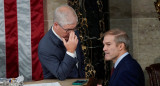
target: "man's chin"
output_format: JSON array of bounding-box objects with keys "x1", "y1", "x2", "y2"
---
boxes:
[{"x1": 105, "y1": 57, "x2": 110, "y2": 61}]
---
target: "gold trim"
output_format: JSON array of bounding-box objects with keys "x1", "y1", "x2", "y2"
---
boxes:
[{"x1": 154, "y1": 0, "x2": 160, "y2": 20}]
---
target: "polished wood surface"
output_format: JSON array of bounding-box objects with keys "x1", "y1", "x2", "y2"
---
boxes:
[{"x1": 24, "y1": 78, "x2": 88, "y2": 86}]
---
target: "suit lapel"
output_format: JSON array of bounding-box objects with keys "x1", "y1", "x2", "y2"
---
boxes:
[
  {"x1": 75, "y1": 30, "x2": 80, "y2": 62},
  {"x1": 48, "y1": 27, "x2": 65, "y2": 49},
  {"x1": 110, "y1": 66, "x2": 118, "y2": 84},
  {"x1": 75, "y1": 31, "x2": 82, "y2": 71}
]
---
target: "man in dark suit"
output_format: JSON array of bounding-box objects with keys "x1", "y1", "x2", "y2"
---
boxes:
[
  {"x1": 103, "y1": 29, "x2": 145, "y2": 86},
  {"x1": 38, "y1": 5, "x2": 85, "y2": 80}
]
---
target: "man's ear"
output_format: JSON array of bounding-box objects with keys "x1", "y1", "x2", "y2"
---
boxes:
[
  {"x1": 119, "y1": 43, "x2": 125, "y2": 51},
  {"x1": 53, "y1": 22, "x2": 58, "y2": 29},
  {"x1": 54, "y1": 22, "x2": 58, "y2": 26}
]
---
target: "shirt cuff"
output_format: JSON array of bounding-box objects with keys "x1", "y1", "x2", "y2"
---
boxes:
[{"x1": 66, "y1": 51, "x2": 76, "y2": 58}]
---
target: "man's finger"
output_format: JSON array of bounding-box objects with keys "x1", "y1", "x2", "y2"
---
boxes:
[
  {"x1": 69, "y1": 31, "x2": 75, "y2": 40},
  {"x1": 74, "y1": 35, "x2": 77, "y2": 40},
  {"x1": 62, "y1": 38, "x2": 66, "y2": 45}
]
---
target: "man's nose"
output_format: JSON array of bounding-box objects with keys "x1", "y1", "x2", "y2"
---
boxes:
[{"x1": 103, "y1": 46, "x2": 105, "y2": 51}]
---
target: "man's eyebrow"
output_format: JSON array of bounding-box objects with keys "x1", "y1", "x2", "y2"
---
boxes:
[
  {"x1": 105, "y1": 42, "x2": 110, "y2": 43},
  {"x1": 103, "y1": 42, "x2": 110, "y2": 44}
]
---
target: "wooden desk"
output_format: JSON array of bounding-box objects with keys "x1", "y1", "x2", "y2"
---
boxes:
[{"x1": 24, "y1": 79, "x2": 88, "y2": 86}]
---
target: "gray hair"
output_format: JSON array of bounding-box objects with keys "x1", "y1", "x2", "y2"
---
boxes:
[
  {"x1": 103, "y1": 29, "x2": 130, "y2": 51},
  {"x1": 53, "y1": 5, "x2": 78, "y2": 26}
]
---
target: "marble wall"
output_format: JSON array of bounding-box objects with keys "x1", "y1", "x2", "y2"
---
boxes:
[
  {"x1": 132, "y1": 0, "x2": 160, "y2": 85},
  {"x1": 110, "y1": 0, "x2": 160, "y2": 86},
  {"x1": 109, "y1": 0, "x2": 133, "y2": 57}
]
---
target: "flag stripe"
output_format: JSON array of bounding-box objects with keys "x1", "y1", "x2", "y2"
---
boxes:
[
  {"x1": 30, "y1": 0, "x2": 44, "y2": 80},
  {"x1": 0, "y1": 0, "x2": 44, "y2": 80},
  {"x1": 4, "y1": 0, "x2": 19, "y2": 78},
  {"x1": 0, "y1": 0, "x2": 6, "y2": 78},
  {"x1": 17, "y1": 0, "x2": 32, "y2": 81}
]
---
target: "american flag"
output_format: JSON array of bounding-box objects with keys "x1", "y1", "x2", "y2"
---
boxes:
[{"x1": 0, "y1": 0, "x2": 44, "y2": 81}]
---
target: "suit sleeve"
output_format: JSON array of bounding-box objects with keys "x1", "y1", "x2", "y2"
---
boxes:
[{"x1": 38, "y1": 48, "x2": 78, "y2": 80}]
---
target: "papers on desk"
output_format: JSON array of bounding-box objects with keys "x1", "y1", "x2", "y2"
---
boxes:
[{"x1": 24, "y1": 82, "x2": 61, "y2": 86}]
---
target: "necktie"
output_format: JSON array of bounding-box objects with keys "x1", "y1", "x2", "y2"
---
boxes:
[{"x1": 110, "y1": 67, "x2": 115, "y2": 77}]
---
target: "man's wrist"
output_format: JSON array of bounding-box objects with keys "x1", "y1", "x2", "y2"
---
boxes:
[{"x1": 66, "y1": 51, "x2": 76, "y2": 58}]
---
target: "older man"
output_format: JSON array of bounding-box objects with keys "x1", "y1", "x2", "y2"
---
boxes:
[{"x1": 38, "y1": 5, "x2": 85, "y2": 80}]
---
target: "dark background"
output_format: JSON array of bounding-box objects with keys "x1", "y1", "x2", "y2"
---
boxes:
[{"x1": 68, "y1": 0, "x2": 110, "y2": 85}]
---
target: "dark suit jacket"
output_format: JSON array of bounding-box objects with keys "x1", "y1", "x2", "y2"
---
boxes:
[
  {"x1": 109, "y1": 54, "x2": 145, "y2": 86},
  {"x1": 38, "y1": 28, "x2": 85, "y2": 80}
]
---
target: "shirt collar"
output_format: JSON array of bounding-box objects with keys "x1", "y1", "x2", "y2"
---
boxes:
[
  {"x1": 114, "y1": 52, "x2": 129, "y2": 68},
  {"x1": 52, "y1": 25, "x2": 62, "y2": 41}
]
